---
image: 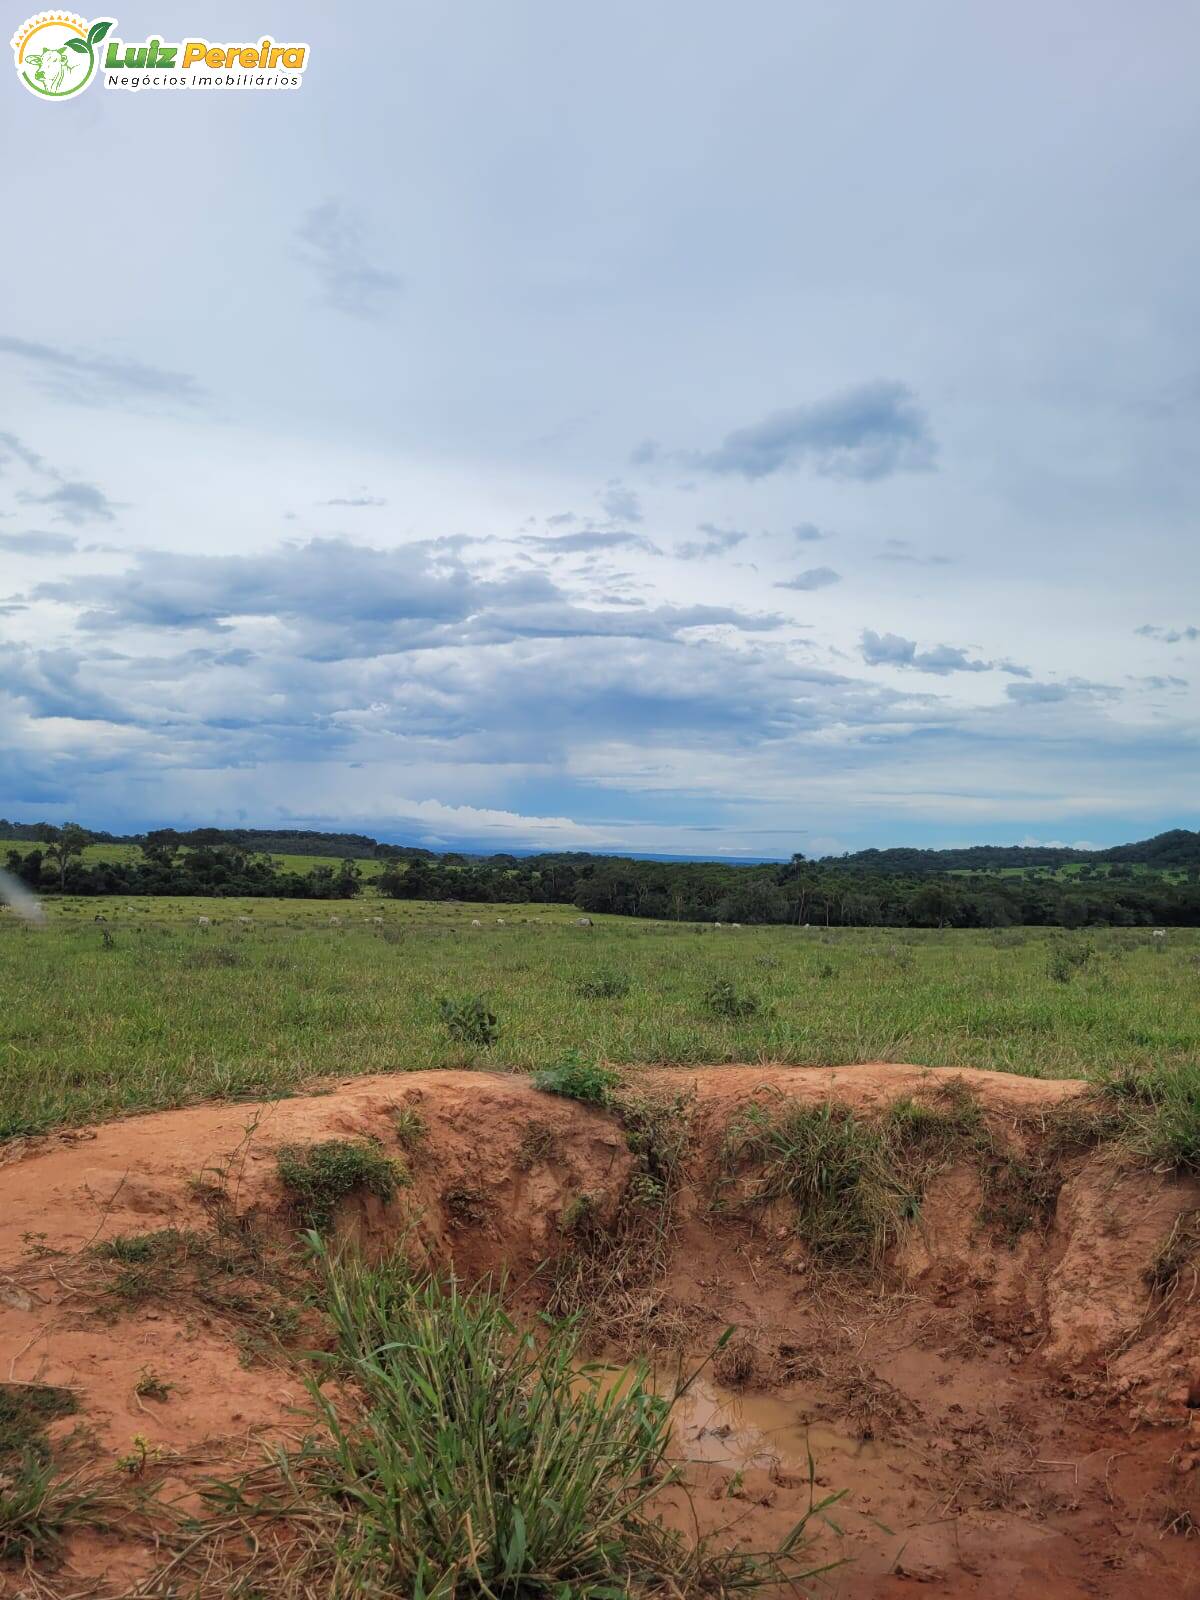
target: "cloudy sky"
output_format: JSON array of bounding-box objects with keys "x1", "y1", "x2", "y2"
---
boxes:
[{"x1": 2, "y1": 1, "x2": 1198, "y2": 856}]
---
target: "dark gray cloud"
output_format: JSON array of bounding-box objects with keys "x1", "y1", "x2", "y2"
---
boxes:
[
  {"x1": 792, "y1": 523, "x2": 828, "y2": 543},
  {"x1": 774, "y1": 566, "x2": 841, "y2": 592},
  {"x1": 0, "y1": 530, "x2": 77, "y2": 556},
  {"x1": 0, "y1": 336, "x2": 204, "y2": 410},
  {"x1": 675, "y1": 522, "x2": 747, "y2": 560},
  {"x1": 1135, "y1": 623, "x2": 1200, "y2": 643},
  {"x1": 691, "y1": 381, "x2": 936, "y2": 481},
  {"x1": 17, "y1": 481, "x2": 116, "y2": 525},
  {"x1": 31, "y1": 537, "x2": 776, "y2": 661},
  {"x1": 860, "y1": 629, "x2": 997, "y2": 675},
  {"x1": 295, "y1": 201, "x2": 404, "y2": 319}
]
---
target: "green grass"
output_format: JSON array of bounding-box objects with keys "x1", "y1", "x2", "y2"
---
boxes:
[
  {"x1": 2, "y1": 902, "x2": 1199, "y2": 1140},
  {"x1": 276, "y1": 1140, "x2": 407, "y2": 1230},
  {"x1": 192, "y1": 1244, "x2": 837, "y2": 1597}
]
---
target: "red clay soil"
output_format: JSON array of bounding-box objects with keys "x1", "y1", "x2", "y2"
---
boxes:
[{"x1": 1, "y1": 1063, "x2": 1198, "y2": 1598}]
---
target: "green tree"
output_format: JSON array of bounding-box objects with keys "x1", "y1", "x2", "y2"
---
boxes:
[{"x1": 37, "y1": 822, "x2": 90, "y2": 889}]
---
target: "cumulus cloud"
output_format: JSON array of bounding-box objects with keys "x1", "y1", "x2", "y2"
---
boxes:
[
  {"x1": 774, "y1": 566, "x2": 841, "y2": 592},
  {"x1": 675, "y1": 523, "x2": 747, "y2": 560},
  {"x1": 792, "y1": 523, "x2": 828, "y2": 543},
  {"x1": 0, "y1": 336, "x2": 204, "y2": 410},
  {"x1": 860, "y1": 629, "x2": 997, "y2": 675},
  {"x1": 295, "y1": 200, "x2": 404, "y2": 319},
  {"x1": 691, "y1": 381, "x2": 936, "y2": 481},
  {"x1": 31, "y1": 537, "x2": 780, "y2": 661}
]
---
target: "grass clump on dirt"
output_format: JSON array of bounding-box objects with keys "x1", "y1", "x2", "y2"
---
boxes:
[
  {"x1": 533, "y1": 1052, "x2": 620, "y2": 1107},
  {"x1": 276, "y1": 1139, "x2": 406, "y2": 1231},
  {"x1": 548, "y1": 1085, "x2": 695, "y2": 1344},
  {"x1": 0, "y1": 1384, "x2": 123, "y2": 1566},
  {"x1": 719, "y1": 1100, "x2": 920, "y2": 1268},
  {"x1": 191, "y1": 1243, "x2": 837, "y2": 1597},
  {"x1": 0, "y1": 1384, "x2": 77, "y2": 1466},
  {"x1": 1095, "y1": 1063, "x2": 1200, "y2": 1174},
  {"x1": 0, "y1": 1454, "x2": 119, "y2": 1565},
  {"x1": 1146, "y1": 1209, "x2": 1200, "y2": 1300}
]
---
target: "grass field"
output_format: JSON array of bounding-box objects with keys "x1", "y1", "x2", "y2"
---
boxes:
[{"x1": 2, "y1": 895, "x2": 1197, "y2": 1140}]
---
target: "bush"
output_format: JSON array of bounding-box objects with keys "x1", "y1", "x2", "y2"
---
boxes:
[
  {"x1": 534, "y1": 1053, "x2": 620, "y2": 1107},
  {"x1": 704, "y1": 979, "x2": 759, "y2": 1019},
  {"x1": 276, "y1": 1140, "x2": 406, "y2": 1230},
  {"x1": 437, "y1": 994, "x2": 498, "y2": 1049}
]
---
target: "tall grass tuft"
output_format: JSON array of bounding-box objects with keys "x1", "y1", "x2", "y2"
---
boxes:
[{"x1": 198, "y1": 1241, "x2": 839, "y2": 1597}]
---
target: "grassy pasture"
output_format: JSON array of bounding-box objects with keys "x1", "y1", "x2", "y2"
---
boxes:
[{"x1": 1, "y1": 895, "x2": 1198, "y2": 1140}]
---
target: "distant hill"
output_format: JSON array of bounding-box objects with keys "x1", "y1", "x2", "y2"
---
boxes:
[
  {"x1": 818, "y1": 829, "x2": 1200, "y2": 875},
  {"x1": 2, "y1": 820, "x2": 1197, "y2": 874}
]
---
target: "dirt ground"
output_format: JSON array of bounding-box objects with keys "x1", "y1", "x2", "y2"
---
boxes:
[{"x1": 1, "y1": 1063, "x2": 1198, "y2": 1597}]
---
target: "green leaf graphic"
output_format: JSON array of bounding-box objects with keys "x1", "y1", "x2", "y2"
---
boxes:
[
  {"x1": 65, "y1": 37, "x2": 89, "y2": 52},
  {"x1": 87, "y1": 20, "x2": 113, "y2": 45}
]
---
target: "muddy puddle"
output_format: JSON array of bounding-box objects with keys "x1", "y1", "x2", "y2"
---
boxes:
[{"x1": 578, "y1": 1361, "x2": 902, "y2": 1473}]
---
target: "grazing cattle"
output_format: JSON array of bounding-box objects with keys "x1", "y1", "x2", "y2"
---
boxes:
[
  {"x1": 471, "y1": 919, "x2": 482, "y2": 928},
  {"x1": 197, "y1": 916, "x2": 210, "y2": 927},
  {"x1": 496, "y1": 917, "x2": 505, "y2": 926},
  {"x1": 576, "y1": 917, "x2": 593, "y2": 927},
  {"x1": 372, "y1": 917, "x2": 384, "y2": 925},
  {"x1": 328, "y1": 916, "x2": 341, "y2": 926},
  {"x1": 238, "y1": 916, "x2": 252, "y2": 925},
  {"x1": 1152, "y1": 928, "x2": 1167, "y2": 939},
  {"x1": 731, "y1": 922, "x2": 741, "y2": 928}
]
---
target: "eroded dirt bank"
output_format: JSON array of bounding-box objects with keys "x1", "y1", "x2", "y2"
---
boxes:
[{"x1": 1, "y1": 1063, "x2": 1198, "y2": 1597}]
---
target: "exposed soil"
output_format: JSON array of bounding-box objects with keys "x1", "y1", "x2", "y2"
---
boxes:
[{"x1": 1, "y1": 1063, "x2": 1198, "y2": 1597}]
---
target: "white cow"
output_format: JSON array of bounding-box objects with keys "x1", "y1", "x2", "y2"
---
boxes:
[
  {"x1": 471, "y1": 919, "x2": 482, "y2": 928},
  {"x1": 197, "y1": 916, "x2": 210, "y2": 927},
  {"x1": 576, "y1": 917, "x2": 593, "y2": 927},
  {"x1": 1152, "y1": 928, "x2": 1167, "y2": 939}
]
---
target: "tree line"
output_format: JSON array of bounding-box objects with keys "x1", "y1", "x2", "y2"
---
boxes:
[{"x1": 5, "y1": 825, "x2": 1200, "y2": 925}]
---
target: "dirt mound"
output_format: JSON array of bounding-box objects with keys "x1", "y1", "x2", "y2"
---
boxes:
[{"x1": 2, "y1": 1063, "x2": 1198, "y2": 1597}]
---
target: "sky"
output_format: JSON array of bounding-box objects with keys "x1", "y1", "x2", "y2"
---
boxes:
[{"x1": 1, "y1": 0, "x2": 1198, "y2": 858}]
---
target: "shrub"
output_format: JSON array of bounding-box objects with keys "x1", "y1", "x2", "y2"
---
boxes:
[
  {"x1": 276, "y1": 1140, "x2": 406, "y2": 1230},
  {"x1": 704, "y1": 979, "x2": 759, "y2": 1019},
  {"x1": 437, "y1": 994, "x2": 498, "y2": 1049},
  {"x1": 534, "y1": 1053, "x2": 620, "y2": 1107}
]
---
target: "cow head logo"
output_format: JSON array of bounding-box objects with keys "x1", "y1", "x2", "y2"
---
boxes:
[{"x1": 11, "y1": 13, "x2": 113, "y2": 99}]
